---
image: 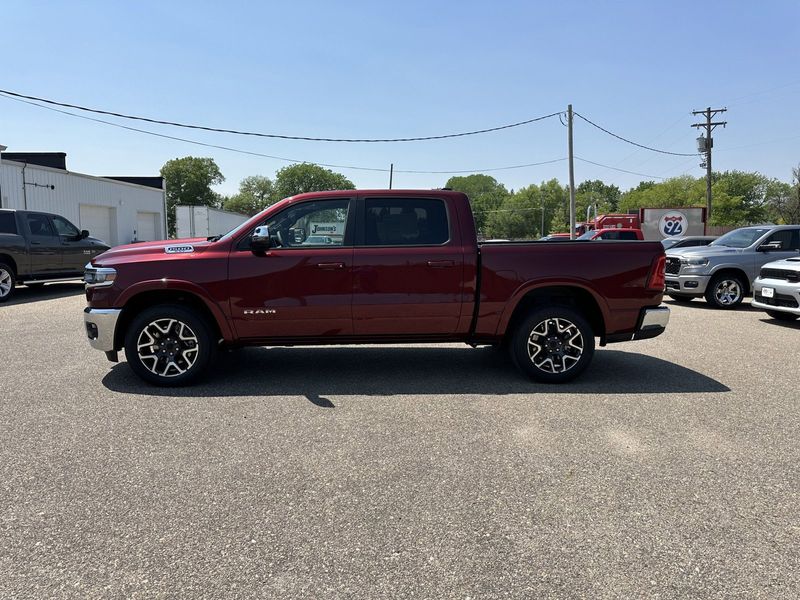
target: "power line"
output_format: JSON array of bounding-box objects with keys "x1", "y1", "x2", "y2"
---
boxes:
[
  {"x1": 0, "y1": 87, "x2": 561, "y2": 143},
  {"x1": 574, "y1": 156, "x2": 665, "y2": 180},
  {"x1": 0, "y1": 92, "x2": 566, "y2": 175},
  {"x1": 574, "y1": 112, "x2": 699, "y2": 156}
]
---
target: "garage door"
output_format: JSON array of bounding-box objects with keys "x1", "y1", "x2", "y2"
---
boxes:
[
  {"x1": 136, "y1": 211, "x2": 159, "y2": 242},
  {"x1": 79, "y1": 204, "x2": 115, "y2": 246}
]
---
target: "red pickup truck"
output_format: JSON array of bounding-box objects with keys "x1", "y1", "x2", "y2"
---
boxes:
[{"x1": 83, "y1": 189, "x2": 669, "y2": 386}]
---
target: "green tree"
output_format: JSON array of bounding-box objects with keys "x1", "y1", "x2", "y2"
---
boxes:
[
  {"x1": 272, "y1": 163, "x2": 354, "y2": 200},
  {"x1": 444, "y1": 174, "x2": 510, "y2": 235},
  {"x1": 223, "y1": 175, "x2": 275, "y2": 216},
  {"x1": 766, "y1": 167, "x2": 800, "y2": 224},
  {"x1": 160, "y1": 156, "x2": 225, "y2": 236},
  {"x1": 618, "y1": 175, "x2": 704, "y2": 213},
  {"x1": 484, "y1": 190, "x2": 539, "y2": 239},
  {"x1": 576, "y1": 179, "x2": 622, "y2": 219}
]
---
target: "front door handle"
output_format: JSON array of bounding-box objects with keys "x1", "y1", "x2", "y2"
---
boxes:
[
  {"x1": 317, "y1": 262, "x2": 345, "y2": 270},
  {"x1": 426, "y1": 260, "x2": 454, "y2": 268},
  {"x1": 30, "y1": 241, "x2": 41, "y2": 246}
]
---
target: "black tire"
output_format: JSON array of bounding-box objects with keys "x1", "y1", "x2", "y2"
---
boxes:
[
  {"x1": 766, "y1": 310, "x2": 799, "y2": 322},
  {"x1": 510, "y1": 306, "x2": 595, "y2": 383},
  {"x1": 669, "y1": 294, "x2": 694, "y2": 303},
  {"x1": 704, "y1": 273, "x2": 745, "y2": 309},
  {"x1": 124, "y1": 304, "x2": 214, "y2": 386},
  {"x1": 0, "y1": 262, "x2": 16, "y2": 303}
]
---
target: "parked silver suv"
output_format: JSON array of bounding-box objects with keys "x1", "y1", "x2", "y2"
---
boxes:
[
  {"x1": 665, "y1": 225, "x2": 800, "y2": 308},
  {"x1": 752, "y1": 257, "x2": 800, "y2": 321}
]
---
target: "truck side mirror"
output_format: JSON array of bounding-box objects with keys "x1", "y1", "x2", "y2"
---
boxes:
[
  {"x1": 758, "y1": 241, "x2": 782, "y2": 252},
  {"x1": 251, "y1": 226, "x2": 272, "y2": 252},
  {"x1": 81, "y1": 230, "x2": 90, "y2": 239}
]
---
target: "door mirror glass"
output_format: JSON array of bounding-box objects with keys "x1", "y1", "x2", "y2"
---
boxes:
[
  {"x1": 80, "y1": 230, "x2": 90, "y2": 239},
  {"x1": 251, "y1": 226, "x2": 272, "y2": 251}
]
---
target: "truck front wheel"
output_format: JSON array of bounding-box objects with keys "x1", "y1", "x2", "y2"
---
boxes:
[
  {"x1": 124, "y1": 304, "x2": 214, "y2": 386},
  {"x1": 511, "y1": 307, "x2": 595, "y2": 383},
  {"x1": 705, "y1": 273, "x2": 745, "y2": 309}
]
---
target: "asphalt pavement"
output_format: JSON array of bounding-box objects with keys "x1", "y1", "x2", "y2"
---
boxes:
[{"x1": 1, "y1": 286, "x2": 798, "y2": 599}]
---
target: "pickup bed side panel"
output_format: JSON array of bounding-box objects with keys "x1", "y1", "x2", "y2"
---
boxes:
[{"x1": 476, "y1": 242, "x2": 664, "y2": 338}]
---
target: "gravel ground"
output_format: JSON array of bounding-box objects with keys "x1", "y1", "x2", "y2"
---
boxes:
[{"x1": 1, "y1": 284, "x2": 798, "y2": 599}]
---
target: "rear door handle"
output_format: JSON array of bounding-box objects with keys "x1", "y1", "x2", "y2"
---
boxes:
[
  {"x1": 316, "y1": 262, "x2": 345, "y2": 270},
  {"x1": 30, "y1": 241, "x2": 41, "y2": 246},
  {"x1": 426, "y1": 260, "x2": 454, "y2": 268}
]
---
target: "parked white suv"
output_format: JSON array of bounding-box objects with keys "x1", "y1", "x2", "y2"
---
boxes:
[{"x1": 752, "y1": 257, "x2": 800, "y2": 321}]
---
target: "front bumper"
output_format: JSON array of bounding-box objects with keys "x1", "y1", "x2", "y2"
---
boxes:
[
  {"x1": 83, "y1": 307, "x2": 122, "y2": 352},
  {"x1": 665, "y1": 274, "x2": 710, "y2": 295},
  {"x1": 606, "y1": 306, "x2": 670, "y2": 343},
  {"x1": 752, "y1": 279, "x2": 800, "y2": 316}
]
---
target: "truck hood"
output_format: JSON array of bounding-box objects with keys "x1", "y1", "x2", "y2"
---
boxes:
[
  {"x1": 762, "y1": 256, "x2": 800, "y2": 272},
  {"x1": 666, "y1": 245, "x2": 744, "y2": 259},
  {"x1": 93, "y1": 237, "x2": 213, "y2": 265}
]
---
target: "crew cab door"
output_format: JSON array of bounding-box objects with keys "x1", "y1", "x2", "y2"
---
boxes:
[
  {"x1": 352, "y1": 195, "x2": 465, "y2": 335},
  {"x1": 227, "y1": 197, "x2": 355, "y2": 340},
  {"x1": 755, "y1": 228, "x2": 800, "y2": 272},
  {"x1": 51, "y1": 214, "x2": 94, "y2": 273},
  {"x1": 23, "y1": 212, "x2": 62, "y2": 275}
]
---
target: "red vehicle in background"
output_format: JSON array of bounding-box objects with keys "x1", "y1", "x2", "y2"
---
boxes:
[
  {"x1": 83, "y1": 189, "x2": 669, "y2": 387},
  {"x1": 575, "y1": 212, "x2": 641, "y2": 237},
  {"x1": 578, "y1": 228, "x2": 644, "y2": 241}
]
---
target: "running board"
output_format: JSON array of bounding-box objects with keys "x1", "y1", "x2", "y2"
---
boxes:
[{"x1": 21, "y1": 276, "x2": 82, "y2": 285}]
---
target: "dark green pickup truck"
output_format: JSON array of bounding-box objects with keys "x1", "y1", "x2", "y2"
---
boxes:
[{"x1": 0, "y1": 209, "x2": 109, "y2": 302}]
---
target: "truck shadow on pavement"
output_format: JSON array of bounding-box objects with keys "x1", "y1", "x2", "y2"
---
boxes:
[
  {"x1": 3, "y1": 283, "x2": 85, "y2": 307},
  {"x1": 102, "y1": 346, "x2": 729, "y2": 405}
]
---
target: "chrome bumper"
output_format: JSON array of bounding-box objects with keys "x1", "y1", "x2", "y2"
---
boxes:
[
  {"x1": 665, "y1": 274, "x2": 710, "y2": 295},
  {"x1": 634, "y1": 306, "x2": 670, "y2": 340},
  {"x1": 83, "y1": 308, "x2": 122, "y2": 352}
]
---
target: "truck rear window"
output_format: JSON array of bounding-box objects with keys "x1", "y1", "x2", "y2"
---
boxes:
[
  {"x1": 0, "y1": 212, "x2": 17, "y2": 235},
  {"x1": 364, "y1": 198, "x2": 449, "y2": 246}
]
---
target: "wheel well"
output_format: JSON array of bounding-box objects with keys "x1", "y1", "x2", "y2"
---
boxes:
[
  {"x1": 115, "y1": 290, "x2": 222, "y2": 349},
  {"x1": 0, "y1": 254, "x2": 18, "y2": 276},
  {"x1": 505, "y1": 286, "x2": 605, "y2": 341},
  {"x1": 710, "y1": 268, "x2": 751, "y2": 294}
]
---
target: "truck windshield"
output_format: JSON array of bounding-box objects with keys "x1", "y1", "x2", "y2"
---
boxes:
[
  {"x1": 577, "y1": 231, "x2": 595, "y2": 240},
  {"x1": 711, "y1": 228, "x2": 770, "y2": 248}
]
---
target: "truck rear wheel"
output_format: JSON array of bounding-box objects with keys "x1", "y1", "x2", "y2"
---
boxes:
[
  {"x1": 0, "y1": 262, "x2": 16, "y2": 303},
  {"x1": 511, "y1": 307, "x2": 595, "y2": 383},
  {"x1": 124, "y1": 304, "x2": 214, "y2": 386}
]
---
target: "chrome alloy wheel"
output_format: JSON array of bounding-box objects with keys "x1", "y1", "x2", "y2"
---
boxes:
[
  {"x1": 0, "y1": 267, "x2": 12, "y2": 298},
  {"x1": 136, "y1": 318, "x2": 199, "y2": 377},
  {"x1": 527, "y1": 317, "x2": 584, "y2": 374},
  {"x1": 714, "y1": 279, "x2": 742, "y2": 306}
]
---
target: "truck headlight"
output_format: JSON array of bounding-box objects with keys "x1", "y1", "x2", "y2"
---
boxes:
[
  {"x1": 680, "y1": 256, "x2": 709, "y2": 266},
  {"x1": 84, "y1": 264, "x2": 117, "y2": 287}
]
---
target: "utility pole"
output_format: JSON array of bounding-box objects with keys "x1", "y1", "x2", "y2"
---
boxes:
[
  {"x1": 389, "y1": 163, "x2": 394, "y2": 189},
  {"x1": 567, "y1": 104, "x2": 576, "y2": 239},
  {"x1": 691, "y1": 107, "x2": 727, "y2": 220}
]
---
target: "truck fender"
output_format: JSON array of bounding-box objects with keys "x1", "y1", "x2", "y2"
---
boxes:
[
  {"x1": 496, "y1": 279, "x2": 611, "y2": 337},
  {"x1": 116, "y1": 279, "x2": 235, "y2": 342}
]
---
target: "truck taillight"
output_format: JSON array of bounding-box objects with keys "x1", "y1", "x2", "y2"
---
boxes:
[{"x1": 647, "y1": 255, "x2": 666, "y2": 290}]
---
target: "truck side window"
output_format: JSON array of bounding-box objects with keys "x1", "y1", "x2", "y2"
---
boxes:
[
  {"x1": 260, "y1": 199, "x2": 350, "y2": 248},
  {"x1": 52, "y1": 216, "x2": 81, "y2": 238},
  {"x1": 0, "y1": 212, "x2": 17, "y2": 234},
  {"x1": 764, "y1": 230, "x2": 795, "y2": 250},
  {"x1": 364, "y1": 198, "x2": 449, "y2": 246},
  {"x1": 26, "y1": 214, "x2": 57, "y2": 237},
  {"x1": 619, "y1": 231, "x2": 638, "y2": 240}
]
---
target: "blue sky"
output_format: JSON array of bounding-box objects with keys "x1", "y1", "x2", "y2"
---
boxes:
[{"x1": 2, "y1": 0, "x2": 798, "y2": 196}]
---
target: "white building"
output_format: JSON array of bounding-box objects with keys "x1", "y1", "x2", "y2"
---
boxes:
[{"x1": 0, "y1": 152, "x2": 166, "y2": 246}]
